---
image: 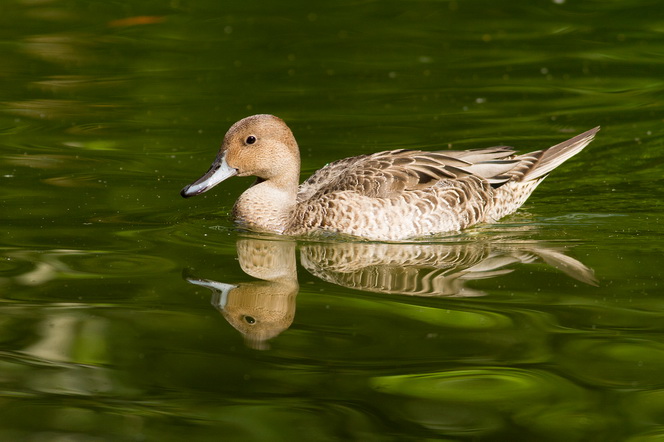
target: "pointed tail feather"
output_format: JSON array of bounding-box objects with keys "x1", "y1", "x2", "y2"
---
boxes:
[{"x1": 521, "y1": 127, "x2": 600, "y2": 181}]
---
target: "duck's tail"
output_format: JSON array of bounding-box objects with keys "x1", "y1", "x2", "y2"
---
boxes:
[
  {"x1": 509, "y1": 126, "x2": 600, "y2": 183},
  {"x1": 486, "y1": 126, "x2": 600, "y2": 222}
]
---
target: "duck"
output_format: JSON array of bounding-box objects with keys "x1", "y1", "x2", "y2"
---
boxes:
[{"x1": 181, "y1": 114, "x2": 599, "y2": 241}]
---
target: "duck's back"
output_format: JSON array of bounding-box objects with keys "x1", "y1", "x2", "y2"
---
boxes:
[{"x1": 296, "y1": 147, "x2": 519, "y2": 202}]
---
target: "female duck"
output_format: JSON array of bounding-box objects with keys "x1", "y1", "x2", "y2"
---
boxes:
[{"x1": 181, "y1": 114, "x2": 598, "y2": 241}]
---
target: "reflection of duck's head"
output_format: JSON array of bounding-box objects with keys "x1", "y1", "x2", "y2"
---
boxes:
[
  {"x1": 187, "y1": 276, "x2": 297, "y2": 351},
  {"x1": 186, "y1": 238, "x2": 299, "y2": 350},
  {"x1": 211, "y1": 280, "x2": 297, "y2": 351}
]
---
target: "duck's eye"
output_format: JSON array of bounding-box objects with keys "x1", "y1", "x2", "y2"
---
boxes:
[
  {"x1": 245, "y1": 135, "x2": 257, "y2": 145},
  {"x1": 244, "y1": 315, "x2": 256, "y2": 324}
]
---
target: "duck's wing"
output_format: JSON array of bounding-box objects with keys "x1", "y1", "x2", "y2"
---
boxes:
[{"x1": 297, "y1": 147, "x2": 521, "y2": 202}]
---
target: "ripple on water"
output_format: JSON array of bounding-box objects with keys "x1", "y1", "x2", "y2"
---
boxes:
[
  {"x1": 558, "y1": 337, "x2": 664, "y2": 389},
  {"x1": 1, "y1": 249, "x2": 176, "y2": 288},
  {"x1": 369, "y1": 367, "x2": 603, "y2": 438}
]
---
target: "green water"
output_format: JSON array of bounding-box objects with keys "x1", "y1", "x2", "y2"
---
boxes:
[{"x1": 2, "y1": 0, "x2": 664, "y2": 440}]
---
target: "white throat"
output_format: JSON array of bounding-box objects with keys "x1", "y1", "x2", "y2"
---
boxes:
[{"x1": 233, "y1": 181, "x2": 296, "y2": 233}]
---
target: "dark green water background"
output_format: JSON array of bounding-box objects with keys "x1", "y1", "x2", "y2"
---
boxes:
[{"x1": 2, "y1": 0, "x2": 664, "y2": 440}]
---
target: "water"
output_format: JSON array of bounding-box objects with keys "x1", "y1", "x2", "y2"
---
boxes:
[{"x1": 1, "y1": 0, "x2": 664, "y2": 440}]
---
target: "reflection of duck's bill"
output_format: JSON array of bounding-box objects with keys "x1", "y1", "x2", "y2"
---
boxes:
[{"x1": 186, "y1": 277, "x2": 238, "y2": 309}]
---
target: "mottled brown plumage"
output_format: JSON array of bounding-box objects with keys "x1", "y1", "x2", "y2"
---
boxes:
[{"x1": 181, "y1": 115, "x2": 599, "y2": 241}]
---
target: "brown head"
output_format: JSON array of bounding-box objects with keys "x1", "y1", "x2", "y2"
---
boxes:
[{"x1": 181, "y1": 114, "x2": 301, "y2": 197}]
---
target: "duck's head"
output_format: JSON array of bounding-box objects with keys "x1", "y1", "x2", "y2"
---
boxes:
[{"x1": 181, "y1": 114, "x2": 300, "y2": 198}]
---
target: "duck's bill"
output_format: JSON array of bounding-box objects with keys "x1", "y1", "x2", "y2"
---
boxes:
[{"x1": 180, "y1": 153, "x2": 238, "y2": 198}]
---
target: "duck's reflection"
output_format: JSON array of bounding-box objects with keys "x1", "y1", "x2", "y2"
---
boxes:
[
  {"x1": 186, "y1": 237, "x2": 596, "y2": 349},
  {"x1": 186, "y1": 240, "x2": 298, "y2": 350},
  {"x1": 301, "y1": 240, "x2": 597, "y2": 297}
]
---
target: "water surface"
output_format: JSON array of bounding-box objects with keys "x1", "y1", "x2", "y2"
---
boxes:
[{"x1": 1, "y1": 0, "x2": 664, "y2": 440}]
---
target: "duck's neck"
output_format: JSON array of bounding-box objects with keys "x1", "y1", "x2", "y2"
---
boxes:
[{"x1": 232, "y1": 176, "x2": 299, "y2": 234}]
